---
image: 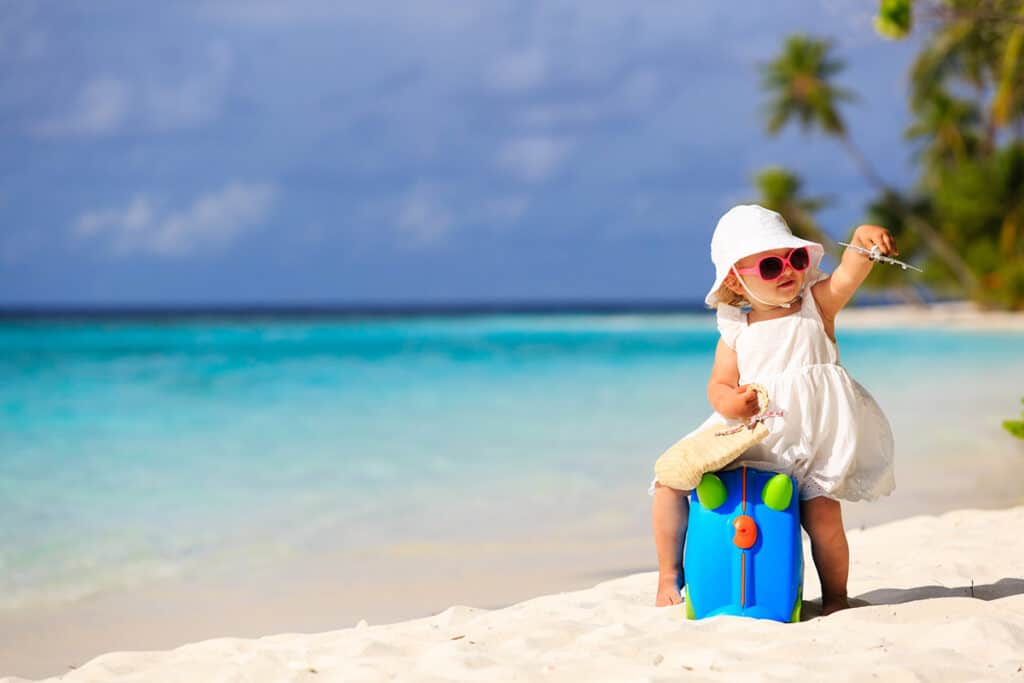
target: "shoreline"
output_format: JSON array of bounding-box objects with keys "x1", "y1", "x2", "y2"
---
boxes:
[
  {"x1": 3, "y1": 505, "x2": 1023, "y2": 682},
  {"x1": 3, "y1": 485, "x2": 1024, "y2": 681},
  {"x1": 837, "y1": 300, "x2": 1024, "y2": 331},
  {"x1": 3, "y1": 393, "x2": 1023, "y2": 680}
]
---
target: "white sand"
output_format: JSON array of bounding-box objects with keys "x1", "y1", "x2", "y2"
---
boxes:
[
  {"x1": 4, "y1": 506, "x2": 1023, "y2": 682},
  {"x1": 838, "y1": 300, "x2": 1024, "y2": 330}
]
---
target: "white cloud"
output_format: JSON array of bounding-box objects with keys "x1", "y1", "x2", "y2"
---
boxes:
[
  {"x1": 33, "y1": 77, "x2": 131, "y2": 137},
  {"x1": 32, "y1": 43, "x2": 232, "y2": 138},
  {"x1": 72, "y1": 181, "x2": 278, "y2": 257},
  {"x1": 396, "y1": 182, "x2": 455, "y2": 247},
  {"x1": 618, "y1": 70, "x2": 660, "y2": 110},
  {"x1": 479, "y1": 195, "x2": 529, "y2": 225},
  {"x1": 496, "y1": 136, "x2": 574, "y2": 183},
  {"x1": 514, "y1": 69, "x2": 663, "y2": 130},
  {"x1": 74, "y1": 195, "x2": 153, "y2": 239},
  {"x1": 485, "y1": 49, "x2": 548, "y2": 93},
  {"x1": 369, "y1": 187, "x2": 529, "y2": 248},
  {"x1": 147, "y1": 43, "x2": 233, "y2": 131},
  {"x1": 516, "y1": 102, "x2": 597, "y2": 128},
  {"x1": 201, "y1": 1, "x2": 485, "y2": 32}
]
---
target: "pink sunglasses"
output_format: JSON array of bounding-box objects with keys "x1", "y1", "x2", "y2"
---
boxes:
[{"x1": 734, "y1": 247, "x2": 810, "y2": 282}]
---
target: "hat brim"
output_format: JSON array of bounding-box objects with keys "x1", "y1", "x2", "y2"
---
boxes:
[{"x1": 704, "y1": 238, "x2": 825, "y2": 308}]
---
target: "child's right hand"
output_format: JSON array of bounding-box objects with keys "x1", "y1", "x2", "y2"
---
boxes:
[{"x1": 722, "y1": 384, "x2": 761, "y2": 420}]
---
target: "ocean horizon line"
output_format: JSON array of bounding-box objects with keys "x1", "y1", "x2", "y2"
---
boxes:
[{"x1": 0, "y1": 293, "x2": 957, "y2": 321}]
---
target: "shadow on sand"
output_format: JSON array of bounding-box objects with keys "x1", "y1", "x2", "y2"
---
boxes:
[{"x1": 801, "y1": 577, "x2": 1024, "y2": 619}]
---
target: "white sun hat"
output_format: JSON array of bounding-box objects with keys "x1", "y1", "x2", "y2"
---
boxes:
[{"x1": 704, "y1": 204, "x2": 827, "y2": 308}]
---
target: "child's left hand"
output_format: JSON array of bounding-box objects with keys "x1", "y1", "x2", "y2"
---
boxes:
[
  {"x1": 851, "y1": 224, "x2": 898, "y2": 257},
  {"x1": 825, "y1": 223, "x2": 903, "y2": 315}
]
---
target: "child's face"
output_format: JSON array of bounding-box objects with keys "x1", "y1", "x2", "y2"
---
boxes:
[{"x1": 724, "y1": 248, "x2": 806, "y2": 304}]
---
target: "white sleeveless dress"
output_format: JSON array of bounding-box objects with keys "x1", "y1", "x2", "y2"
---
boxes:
[{"x1": 651, "y1": 282, "x2": 895, "y2": 502}]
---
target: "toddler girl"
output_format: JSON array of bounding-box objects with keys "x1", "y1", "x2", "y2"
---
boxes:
[{"x1": 651, "y1": 204, "x2": 896, "y2": 616}]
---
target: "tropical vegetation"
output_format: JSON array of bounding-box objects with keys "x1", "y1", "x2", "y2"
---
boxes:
[
  {"x1": 1005, "y1": 398, "x2": 1024, "y2": 439},
  {"x1": 752, "y1": 0, "x2": 1024, "y2": 310}
]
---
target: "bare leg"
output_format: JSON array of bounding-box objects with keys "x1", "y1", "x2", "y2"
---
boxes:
[
  {"x1": 652, "y1": 481, "x2": 689, "y2": 606},
  {"x1": 800, "y1": 496, "x2": 850, "y2": 616}
]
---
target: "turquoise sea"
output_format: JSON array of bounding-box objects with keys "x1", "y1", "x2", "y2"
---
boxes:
[{"x1": 2, "y1": 311, "x2": 1023, "y2": 617}]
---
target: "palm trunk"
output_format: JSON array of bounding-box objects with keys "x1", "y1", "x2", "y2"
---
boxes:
[
  {"x1": 900, "y1": 285, "x2": 928, "y2": 307},
  {"x1": 784, "y1": 204, "x2": 837, "y2": 249},
  {"x1": 837, "y1": 134, "x2": 888, "y2": 189}
]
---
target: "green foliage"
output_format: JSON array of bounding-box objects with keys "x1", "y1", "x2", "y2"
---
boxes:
[
  {"x1": 929, "y1": 142, "x2": 1024, "y2": 308},
  {"x1": 1004, "y1": 398, "x2": 1024, "y2": 439},
  {"x1": 756, "y1": 23, "x2": 979, "y2": 301},
  {"x1": 751, "y1": 166, "x2": 833, "y2": 246},
  {"x1": 760, "y1": 0, "x2": 1024, "y2": 310},
  {"x1": 862, "y1": 191, "x2": 929, "y2": 290},
  {"x1": 903, "y1": 87, "x2": 981, "y2": 169},
  {"x1": 909, "y1": 2, "x2": 1009, "y2": 102},
  {"x1": 875, "y1": 0, "x2": 913, "y2": 39},
  {"x1": 758, "y1": 35, "x2": 856, "y2": 137}
]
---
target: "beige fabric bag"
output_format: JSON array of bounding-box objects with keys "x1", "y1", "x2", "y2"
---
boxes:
[{"x1": 654, "y1": 384, "x2": 779, "y2": 491}]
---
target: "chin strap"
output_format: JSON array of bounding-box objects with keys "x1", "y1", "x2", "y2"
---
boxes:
[{"x1": 731, "y1": 266, "x2": 802, "y2": 309}]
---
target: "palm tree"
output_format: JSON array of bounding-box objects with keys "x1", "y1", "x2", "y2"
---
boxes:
[
  {"x1": 990, "y1": 4, "x2": 1024, "y2": 129},
  {"x1": 909, "y1": 1, "x2": 1024, "y2": 149},
  {"x1": 751, "y1": 166, "x2": 931, "y2": 305},
  {"x1": 760, "y1": 36, "x2": 881, "y2": 185},
  {"x1": 875, "y1": 0, "x2": 913, "y2": 39},
  {"x1": 750, "y1": 166, "x2": 835, "y2": 249},
  {"x1": 863, "y1": 190, "x2": 933, "y2": 304},
  {"x1": 932, "y1": 142, "x2": 1024, "y2": 308},
  {"x1": 759, "y1": 34, "x2": 979, "y2": 296},
  {"x1": 881, "y1": 0, "x2": 1024, "y2": 309},
  {"x1": 904, "y1": 86, "x2": 981, "y2": 169}
]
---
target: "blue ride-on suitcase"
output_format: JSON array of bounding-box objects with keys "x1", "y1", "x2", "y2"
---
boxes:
[{"x1": 683, "y1": 466, "x2": 804, "y2": 622}]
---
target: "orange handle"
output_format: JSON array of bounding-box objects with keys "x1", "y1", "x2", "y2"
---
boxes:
[{"x1": 732, "y1": 514, "x2": 757, "y2": 549}]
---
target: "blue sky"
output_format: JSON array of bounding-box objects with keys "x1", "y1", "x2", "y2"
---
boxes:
[{"x1": 0, "y1": 1, "x2": 925, "y2": 306}]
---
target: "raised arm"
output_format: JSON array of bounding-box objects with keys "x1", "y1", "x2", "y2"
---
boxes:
[{"x1": 814, "y1": 224, "x2": 898, "y2": 320}]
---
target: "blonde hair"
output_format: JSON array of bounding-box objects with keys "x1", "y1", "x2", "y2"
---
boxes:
[{"x1": 709, "y1": 280, "x2": 749, "y2": 309}]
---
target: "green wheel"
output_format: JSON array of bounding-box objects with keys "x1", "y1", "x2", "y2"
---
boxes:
[
  {"x1": 790, "y1": 585, "x2": 803, "y2": 623},
  {"x1": 695, "y1": 473, "x2": 727, "y2": 510},
  {"x1": 761, "y1": 473, "x2": 793, "y2": 511}
]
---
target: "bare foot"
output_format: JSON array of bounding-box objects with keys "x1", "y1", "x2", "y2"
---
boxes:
[
  {"x1": 655, "y1": 575, "x2": 683, "y2": 606},
  {"x1": 821, "y1": 594, "x2": 851, "y2": 616}
]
